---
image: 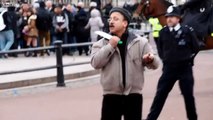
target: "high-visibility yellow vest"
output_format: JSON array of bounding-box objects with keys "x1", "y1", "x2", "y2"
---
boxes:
[{"x1": 149, "y1": 18, "x2": 162, "y2": 38}]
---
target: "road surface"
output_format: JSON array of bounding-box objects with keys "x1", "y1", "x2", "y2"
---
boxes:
[{"x1": 0, "y1": 51, "x2": 212, "y2": 120}]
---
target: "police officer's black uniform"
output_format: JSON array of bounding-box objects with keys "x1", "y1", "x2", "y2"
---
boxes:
[{"x1": 147, "y1": 6, "x2": 200, "y2": 120}]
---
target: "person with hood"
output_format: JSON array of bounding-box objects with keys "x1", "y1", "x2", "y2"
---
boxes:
[
  {"x1": 85, "y1": 8, "x2": 104, "y2": 42},
  {"x1": 89, "y1": 1, "x2": 98, "y2": 14},
  {"x1": 91, "y1": 0, "x2": 101, "y2": 10}
]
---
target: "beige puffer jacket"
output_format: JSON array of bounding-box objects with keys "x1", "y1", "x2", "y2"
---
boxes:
[{"x1": 91, "y1": 32, "x2": 160, "y2": 95}]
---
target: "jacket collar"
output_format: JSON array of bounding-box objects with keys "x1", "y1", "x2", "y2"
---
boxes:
[
  {"x1": 169, "y1": 23, "x2": 181, "y2": 32},
  {"x1": 127, "y1": 31, "x2": 140, "y2": 49}
]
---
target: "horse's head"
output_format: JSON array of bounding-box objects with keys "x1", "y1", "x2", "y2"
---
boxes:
[
  {"x1": 181, "y1": 0, "x2": 213, "y2": 38},
  {"x1": 134, "y1": 0, "x2": 153, "y2": 19},
  {"x1": 182, "y1": 0, "x2": 212, "y2": 13},
  {"x1": 135, "y1": 0, "x2": 173, "y2": 19}
]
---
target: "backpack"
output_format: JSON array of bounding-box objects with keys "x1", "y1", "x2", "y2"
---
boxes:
[{"x1": 0, "y1": 10, "x2": 7, "y2": 31}]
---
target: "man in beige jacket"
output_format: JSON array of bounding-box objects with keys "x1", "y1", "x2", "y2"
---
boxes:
[{"x1": 91, "y1": 7, "x2": 160, "y2": 120}]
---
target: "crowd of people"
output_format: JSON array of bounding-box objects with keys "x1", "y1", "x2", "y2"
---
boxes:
[
  {"x1": 0, "y1": 0, "x2": 202, "y2": 119},
  {"x1": 0, "y1": 0, "x2": 116, "y2": 58}
]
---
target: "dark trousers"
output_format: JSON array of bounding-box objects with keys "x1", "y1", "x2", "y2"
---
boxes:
[
  {"x1": 9, "y1": 35, "x2": 18, "y2": 56},
  {"x1": 153, "y1": 37, "x2": 159, "y2": 45},
  {"x1": 76, "y1": 36, "x2": 89, "y2": 55},
  {"x1": 147, "y1": 64, "x2": 197, "y2": 120},
  {"x1": 54, "y1": 32, "x2": 68, "y2": 55},
  {"x1": 101, "y1": 94, "x2": 143, "y2": 120},
  {"x1": 67, "y1": 33, "x2": 77, "y2": 53}
]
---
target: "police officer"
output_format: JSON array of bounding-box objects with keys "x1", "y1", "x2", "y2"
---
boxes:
[
  {"x1": 148, "y1": 18, "x2": 162, "y2": 43},
  {"x1": 146, "y1": 6, "x2": 200, "y2": 120}
]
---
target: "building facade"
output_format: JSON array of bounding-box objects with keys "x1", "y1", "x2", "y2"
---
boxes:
[{"x1": 0, "y1": 0, "x2": 190, "y2": 7}]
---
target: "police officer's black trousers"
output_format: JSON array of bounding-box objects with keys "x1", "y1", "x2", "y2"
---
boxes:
[
  {"x1": 147, "y1": 64, "x2": 197, "y2": 120},
  {"x1": 101, "y1": 94, "x2": 143, "y2": 120}
]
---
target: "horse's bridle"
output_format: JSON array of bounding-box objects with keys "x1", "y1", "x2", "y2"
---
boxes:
[
  {"x1": 141, "y1": 0, "x2": 166, "y2": 19},
  {"x1": 140, "y1": 0, "x2": 151, "y2": 19}
]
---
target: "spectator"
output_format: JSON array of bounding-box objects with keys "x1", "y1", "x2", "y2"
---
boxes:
[
  {"x1": 0, "y1": 6, "x2": 14, "y2": 58},
  {"x1": 102, "y1": 0, "x2": 113, "y2": 32},
  {"x1": 46, "y1": 0, "x2": 54, "y2": 12},
  {"x1": 70, "y1": 4, "x2": 78, "y2": 16},
  {"x1": 87, "y1": 1, "x2": 100, "y2": 42},
  {"x1": 91, "y1": 0, "x2": 101, "y2": 10},
  {"x1": 89, "y1": 1, "x2": 98, "y2": 14},
  {"x1": 36, "y1": 1, "x2": 52, "y2": 56},
  {"x1": 74, "y1": 2, "x2": 90, "y2": 56},
  {"x1": 85, "y1": 9, "x2": 104, "y2": 42},
  {"x1": 102, "y1": 0, "x2": 113, "y2": 16},
  {"x1": 45, "y1": 0, "x2": 55, "y2": 47},
  {"x1": 63, "y1": 3, "x2": 76, "y2": 55},
  {"x1": 52, "y1": 4, "x2": 69, "y2": 55},
  {"x1": 7, "y1": 6, "x2": 19, "y2": 57},
  {"x1": 123, "y1": 0, "x2": 139, "y2": 14},
  {"x1": 23, "y1": 8, "x2": 38, "y2": 57},
  {"x1": 17, "y1": 2, "x2": 31, "y2": 49}
]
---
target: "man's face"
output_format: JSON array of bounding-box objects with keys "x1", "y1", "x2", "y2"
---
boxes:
[
  {"x1": 109, "y1": 12, "x2": 128, "y2": 34},
  {"x1": 46, "y1": 1, "x2": 52, "y2": 8},
  {"x1": 66, "y1": 4, "x2": 72, "y2": 12},
  {"x1": 166, "y1": 16, "x2": 180, "y2": 27}
]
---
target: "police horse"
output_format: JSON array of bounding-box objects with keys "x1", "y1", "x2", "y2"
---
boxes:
[{"x1": 134, "y1": 0, "x2": 213, "y2": 50}]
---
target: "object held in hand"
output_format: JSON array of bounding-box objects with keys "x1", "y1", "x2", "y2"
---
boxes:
[{"x1": 95, "y1": 31, "x2": 123, "y2": 45}]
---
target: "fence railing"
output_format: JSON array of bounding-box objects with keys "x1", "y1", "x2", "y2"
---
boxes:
[{"x1": 0, "y1": 40, "x2": 93, "y2": 87}]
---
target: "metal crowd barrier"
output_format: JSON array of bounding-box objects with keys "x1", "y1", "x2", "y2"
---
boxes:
[{"x1": 0, "y1": 41, "x2": 93, "y2": 87}]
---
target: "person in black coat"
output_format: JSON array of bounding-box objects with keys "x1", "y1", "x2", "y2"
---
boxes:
[
  {"x1": 63, "y1": 4, "x2": 76, "y2": 55},
  {"x1": 102, "y1": 0, "x2": 113, "y2": 33},
  {"x1": 36, "y1": 1, "x2": 52, "y2": 56},
  {"x1": 146, "y1": 6, "x2": 200, "y2": 120},
  {"x1": 74, "y1": 2, "x2": 89, "y2": 56},
  {"x1": 102, "y1": 0, "x2": 113, "y2": 16},
  {"x1": 7, "y1": 6, "x2": 19, "y2": 57}
]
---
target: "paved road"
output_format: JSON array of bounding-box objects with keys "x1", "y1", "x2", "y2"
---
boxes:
[{"x1": 0, "y1": 51, "x2": 212, "y2": 120}]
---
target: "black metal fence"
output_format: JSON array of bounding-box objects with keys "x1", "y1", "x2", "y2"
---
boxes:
[{"x1": 0, "y1": 40, "x2": 93, "y2": 87}]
